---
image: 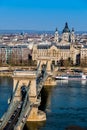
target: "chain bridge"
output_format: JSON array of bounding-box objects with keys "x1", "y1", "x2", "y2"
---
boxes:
[{"x1": 0, "y1": 61, "x2": 56, "y2": 130}]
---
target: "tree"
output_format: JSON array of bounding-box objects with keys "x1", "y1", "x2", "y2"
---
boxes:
[
  {"x1": 63, "y1": 57, "x2": 73, "y2": 67},
  {"x1": 59, "y1": 58, "x2": 64, "y2": 66}
]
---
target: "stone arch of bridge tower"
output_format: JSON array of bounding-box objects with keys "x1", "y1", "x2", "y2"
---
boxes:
[
  {"x1": 21, "y1": 84, "x2": 27, "y2": 101},
  {"x1": 12, "y1": 71, "x2": 37, "y2": 103},
  {"x1": 52, "y1": 60, "x2": 55, "y2": 65},
  {"x1": 41, "y1": 63, "x2": 46, "y2": 67}
]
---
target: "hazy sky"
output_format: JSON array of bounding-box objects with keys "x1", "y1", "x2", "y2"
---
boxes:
[{"x1": 0, "y1": 0, "x2": 87, "y2": 31}]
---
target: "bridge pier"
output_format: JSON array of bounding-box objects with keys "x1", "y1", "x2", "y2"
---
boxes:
[
  {"x1": 27, "y1": 104, "x2": 46, "y2": 121},
  {"x1": 44, "y1": 76, "x2": 56, "y2": 86}
]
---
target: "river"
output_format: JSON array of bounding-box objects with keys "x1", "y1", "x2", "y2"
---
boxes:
[{"x1": 0, "y1": 77, "x2": 87, "y2": 130}]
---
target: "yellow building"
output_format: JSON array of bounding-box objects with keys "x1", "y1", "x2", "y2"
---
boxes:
[{"x1": 32, "y1": 42, "x2": 80, "y2": 65}]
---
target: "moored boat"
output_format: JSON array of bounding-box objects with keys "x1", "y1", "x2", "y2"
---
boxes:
[
  {"x1": 55, "y1": 75, "x2": 68, "y2": 80},
  {"x1": 55, "y1": 73, "x2": 87, "y2": 80}
]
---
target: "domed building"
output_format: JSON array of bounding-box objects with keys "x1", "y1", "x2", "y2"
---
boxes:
[
  {"x1": 54, "y1": 22, "x2": 75, "y2": 44},
  {"x1": 32, "y1": 22, "x2": 80, "y2": 67},
  {"x1": 62, "y1": 22, "x2": 71, "y2": 42}
]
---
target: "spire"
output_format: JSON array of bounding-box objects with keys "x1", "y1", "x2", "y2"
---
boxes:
[
  {"x1": 65, "y1": 22, "x2": 68, "y2": 28},
  {"x1": 55, "y1": 27, "x2": 58, "y2": 32},
  {"x1": 54, "y1": 27, "x2": 59, "y2": 42},
  {"x1": 72, "y1": 27, "x2": 74, "y2": 32},
  {"x1": 71, "y1": 27, "x2": 75, "y2": 43}
]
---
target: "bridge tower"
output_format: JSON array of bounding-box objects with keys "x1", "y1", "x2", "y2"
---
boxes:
[
  {"x1": 13, "y1": 71, "x2": 37, "y2": 102},
  {"x1": 12, "y1": 70, "x2": 46, "y2": 121},
  {"x1": 37, "y1": 57, "x2": 52, "y2": 73},
  {"x1": 37, "y1": 58, "x2": 56, "y2": 86}
]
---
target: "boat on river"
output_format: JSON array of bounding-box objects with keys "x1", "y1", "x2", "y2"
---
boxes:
[{"x1": 55, "y1": 73, "x2": 87, "y2": 80}]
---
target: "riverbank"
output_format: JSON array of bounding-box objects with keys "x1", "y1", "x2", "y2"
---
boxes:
[
  {"x1": 0, "y1": 66, "x2": 37, "y2": 71},
  {"x1": 0, "y1": 66, "x2": 87, "y2": 77},
  {"x1": 53, "y1": 66, "x2": 87, "y2": 77},
  {"x1": 0, "y1": 66, "x2": 37, "y2": 76},
  {"x1": 0, "y1": 72, "x2": 12, "y2": 76}
]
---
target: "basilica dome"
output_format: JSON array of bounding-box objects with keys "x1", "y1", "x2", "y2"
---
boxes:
[{"x1": 62, "y1": 22, "x2": 70, "y2": 33}]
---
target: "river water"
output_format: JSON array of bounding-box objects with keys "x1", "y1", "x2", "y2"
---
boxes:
[
  {"x1": 0, "y1": 77, "x2": 13, "y2": 118},
  {"x1": 0, "y1": 77, "x2": 87, "y2": 130}
]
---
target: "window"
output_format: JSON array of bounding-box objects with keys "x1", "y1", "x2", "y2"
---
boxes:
[{"x1": 53, "y1": 49, "x2": 56, "y2": 57}]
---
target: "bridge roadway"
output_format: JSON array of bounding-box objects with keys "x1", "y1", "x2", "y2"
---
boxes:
[
  {"x1": 0, "y1": 101, "x2": 20, "y2": 130},
  {"x1": 3, "y1": 102, "x2": 22, "y2": 130},
  {"x1": 37, "y1": 73, "x2": 49, "y2": 96}
]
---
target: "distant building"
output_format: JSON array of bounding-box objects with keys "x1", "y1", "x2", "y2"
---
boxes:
[
  {"x1": 32, "y1": 22, "x2": 80, "y2": 64},
  {"x1": 32, "y1": 23, "x2": 79, "y2": 66},
  {"x1": 80, "y1": 45, "x2": 87, "y2": 65},
  {"x1": 62, "y1": 22, "x2": 71, "y2": 42},
  {"x1": 0, "y1": 45, "x2": 31, "y2": 65}
]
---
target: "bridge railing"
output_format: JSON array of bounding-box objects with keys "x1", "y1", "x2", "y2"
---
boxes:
[
  {"x1": 21, "y1": 81, "x2": 31, "y2": 110},
  {"x1": 0, "y1": 101, "x2": 19, "y2": 129},
  {"x1": 36, "y1": 61, "x2": 49, "y2": 96},
  {"x1": 14, "y1": 102, "x2": 32, "y2": 130},
  {"x1": 37, "y1": 73, "x2": 49, "y2": 97},
  {"x1": 36, "y1": 61, "x2": 41, "y2": 76}
]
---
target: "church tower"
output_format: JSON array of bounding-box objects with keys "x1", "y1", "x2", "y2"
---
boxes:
[
  {"x1": 62, "y1": 22, "x2": 70, "y2": 42},
  {"x1": 71, "y1": 28, "x2": 75, "y2": 43},
  {"x1": 54, "y1": 28, "x2": 59, "y2": 42}
]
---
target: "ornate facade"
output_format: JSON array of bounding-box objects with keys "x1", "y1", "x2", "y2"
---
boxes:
[
  {"x1": 32, "y1": 43, "x2": 80, "y2": 65},
  {"x1": 32, "y1": 23, "x2": 79, "y2": 66}
]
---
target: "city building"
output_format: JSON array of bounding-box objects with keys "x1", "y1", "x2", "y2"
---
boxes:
[
  {"x1": 54, "y1": 22, "x2": 75, "y2": 44},
  {"x1": 32, "y1": 23, "x2": 80, "y2": 66},
  {"x1": 32, "y1": 42, "x2": 80, "y2": 66},
  {"x1": 80, "y1": 45, "x2": 87, "y2": 66},
  {"x1": 0, "y1": 22, "x2": 86, "y2": 67},
  {"x1": 0, "y1": 45, "x2": 31, "y2": 65}
]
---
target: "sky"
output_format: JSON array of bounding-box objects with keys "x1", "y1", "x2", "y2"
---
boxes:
[{"x1": 0, "y1": 0, "x2": 87, "y2": 31}]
